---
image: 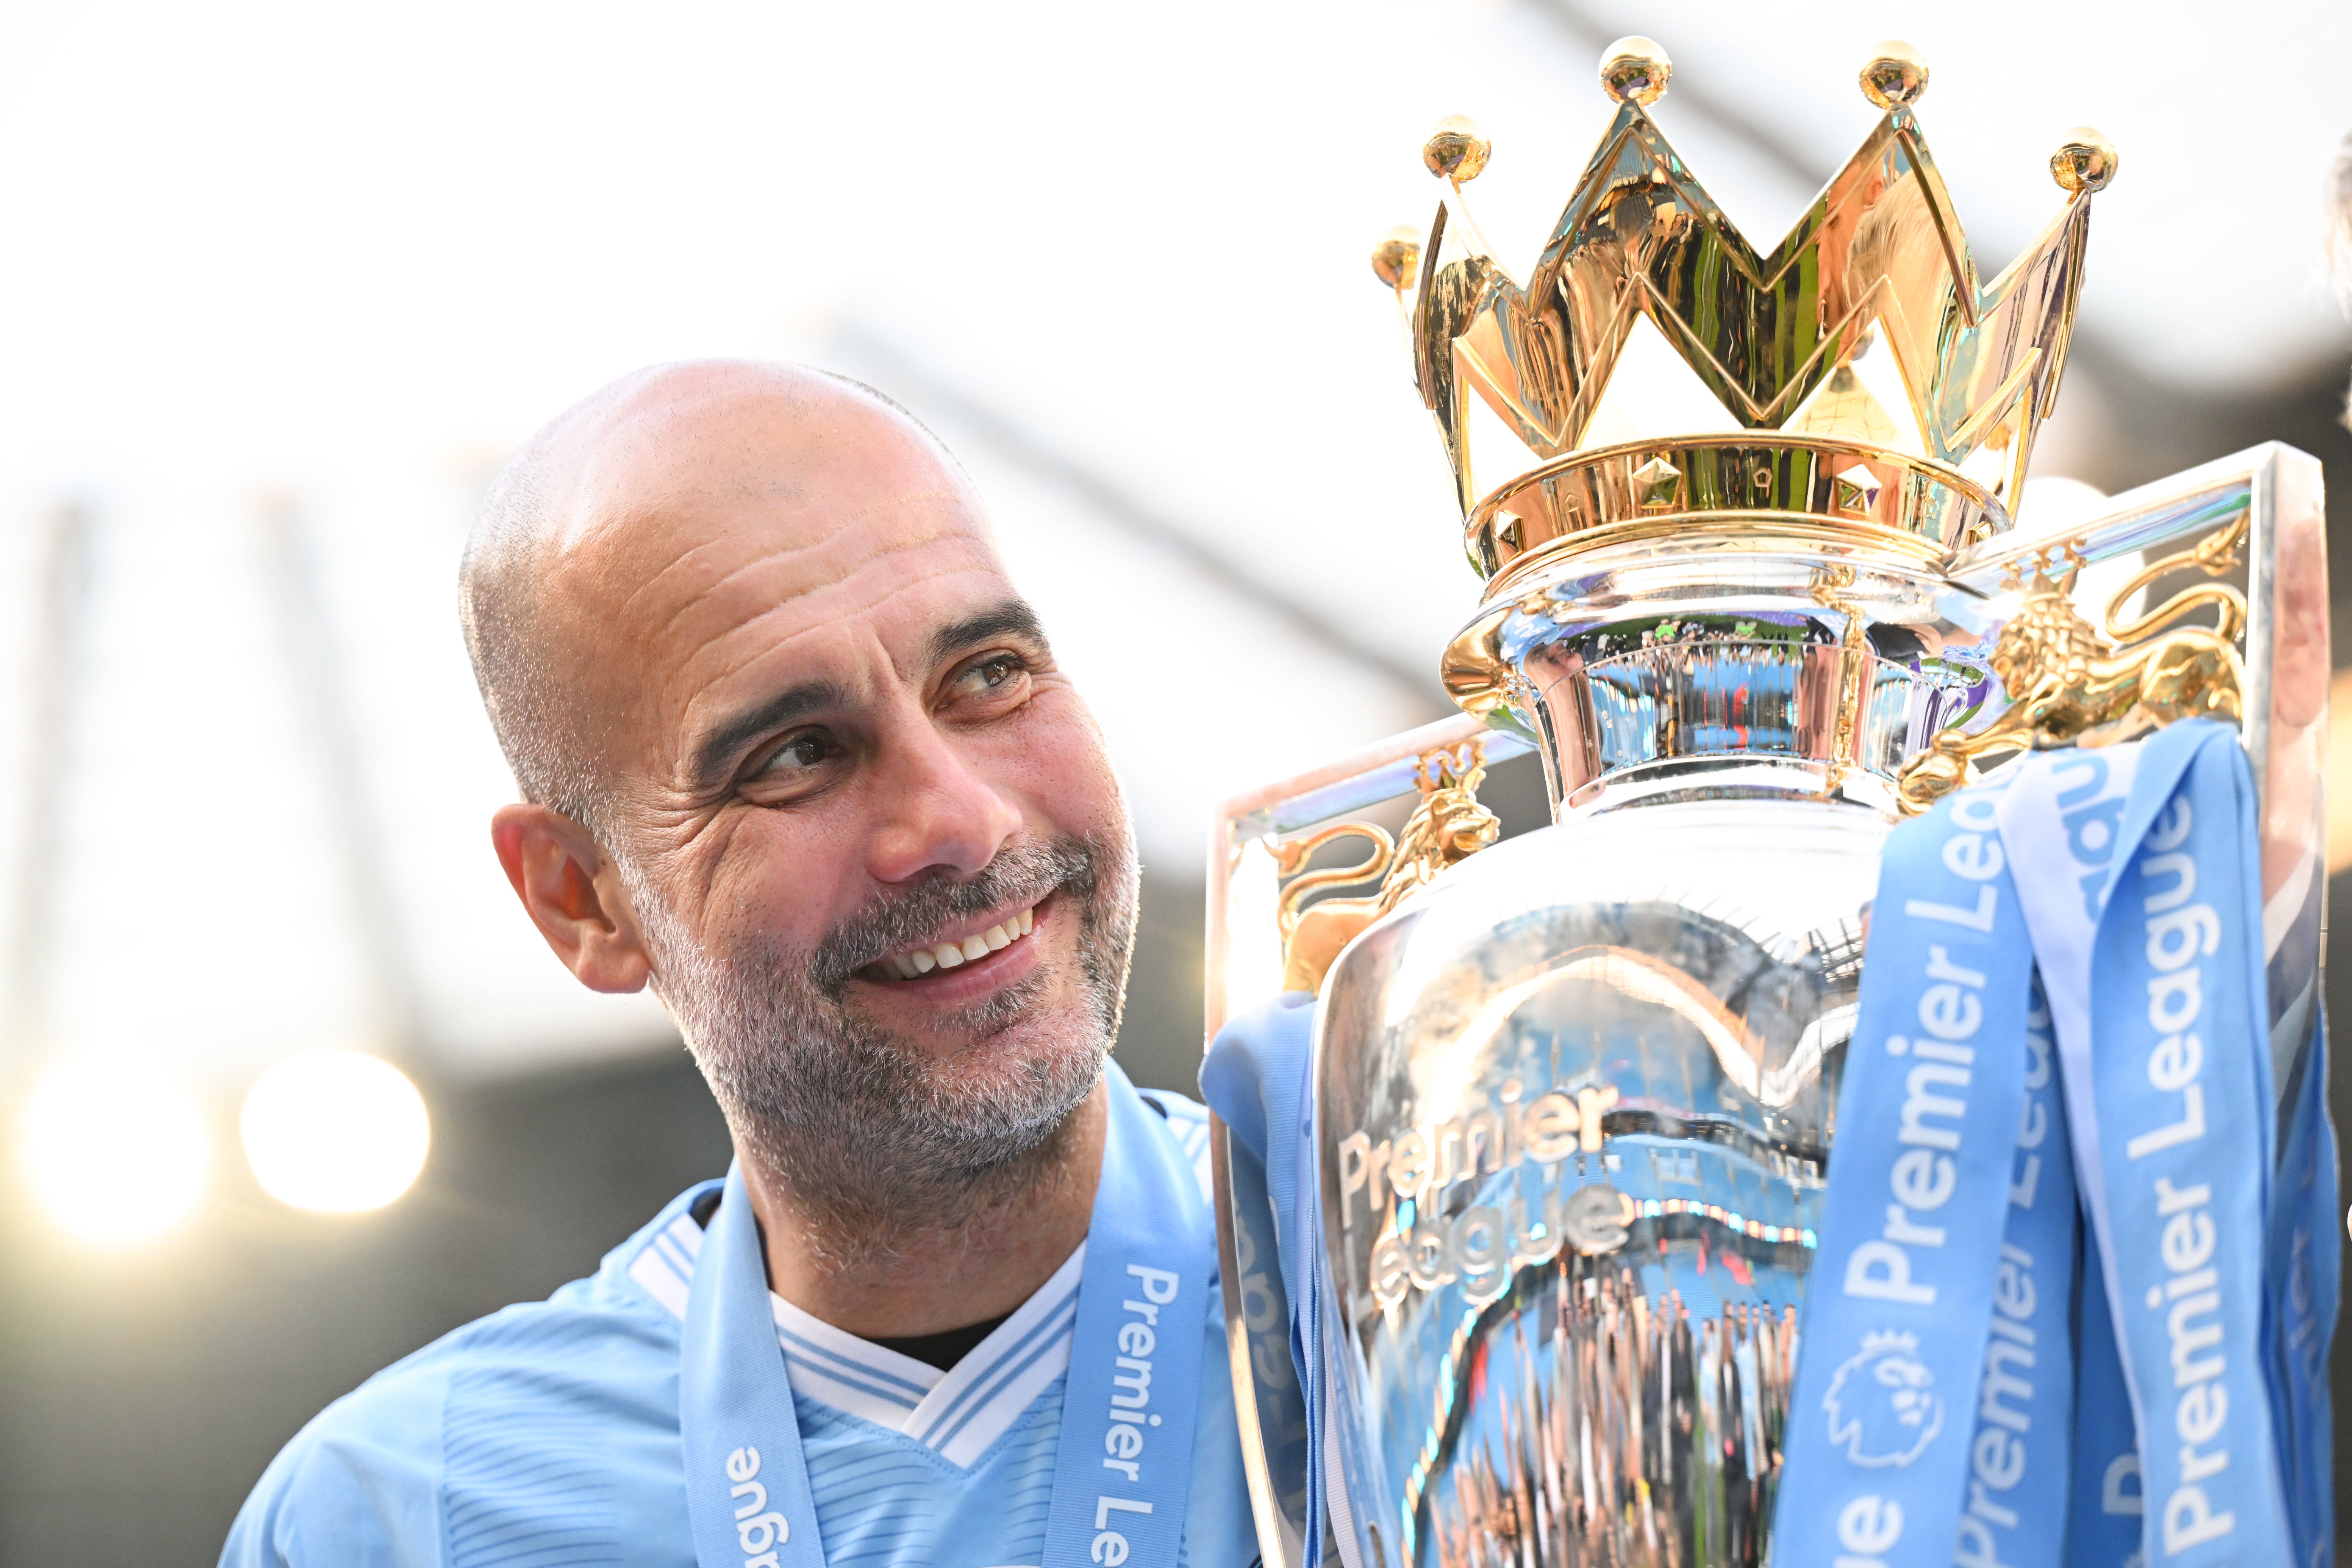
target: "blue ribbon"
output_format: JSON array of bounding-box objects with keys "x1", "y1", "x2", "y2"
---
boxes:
[
  {"x1": 680, "y1": 1162, "x2": 828, "y2": 1568},
  {"x1": 1950, "y1": 974, "x2": 2077, "y2": 1568},
  {"x1": 1200, "y1": 993, "x2": 1334, "y2": 1561},
  {"x1": 2067, "y1": 1228, "x2": 2146, "y2": 1568},
  {"x1": 1039, "y1": 1068, "x2": 1218, "y2": 1568},
  {"x1": 2003, "y1": 723, "x2": 2291, "y2": 1566},
  {"x1": 1777, "y1": 783, "x2": 2035, "y2": 1568},
  {"x1": 679, "y1": 1063, "x2": 1213, "y2": 1568}
]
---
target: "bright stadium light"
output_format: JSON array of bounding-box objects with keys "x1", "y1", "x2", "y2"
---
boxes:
[
  {"x1": 20, "y1": 1060, "x2": 211, "y2": 1245},
  {"x1": 240, "y1": 1052, "x2": 430, "y2": 1213}
]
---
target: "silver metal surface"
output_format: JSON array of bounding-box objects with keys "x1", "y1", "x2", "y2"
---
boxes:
[
  {"x1": 1494, "y1": 548, "x2": 2002, "y2": 818},
  {"x1": 1314, "y1": 792, "x2": 1880, "y2": 1568}
]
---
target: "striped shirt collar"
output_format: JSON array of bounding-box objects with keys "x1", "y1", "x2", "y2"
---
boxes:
[{"x1": 627, "y1": 1208, "x2": 1084, "y2": 1468}]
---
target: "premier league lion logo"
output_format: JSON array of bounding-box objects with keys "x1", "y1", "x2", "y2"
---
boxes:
[{"x1": 1822, "y1": 1331, "x2": 1944, "y2": 1467}]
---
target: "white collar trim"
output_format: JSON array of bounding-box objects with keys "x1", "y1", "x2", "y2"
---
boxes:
[{"x1": 627, "y1": 1207, "x2": 1083, "y2": 1467}]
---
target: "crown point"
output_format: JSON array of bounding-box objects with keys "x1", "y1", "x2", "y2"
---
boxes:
[
  {"x1": 1858, "y1": 41, "x2": 1929, "y2": 108},
  {"x1": 1422, "y1": 116, "x2": 1491, "y2": 183},
  {"x1": 1371, "y1": 225, "x2": 1424, "y2": 289},
  {"x1": 2050, "y1": 128, "x2": 2119, "y2": 194},
  {"x1": 1598, "y1": 38, "x2": 1671, "y2": 105}
]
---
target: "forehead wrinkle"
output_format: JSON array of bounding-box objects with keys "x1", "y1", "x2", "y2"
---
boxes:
[
  {"x1": 606, "y1": 522, "x2": 766, "y2": 630},
  {"x1": 644, "y1": 492, "x2": 969, "y2": 648},
  {"x1": 594, "y1": 506, "x2": 831, "y2": 635},
  {"x1": 660, "y1": 524, "x2": 988, "y2": 681},
  {"x1": 671, "y1": 554, "x2": 1014, "y2": 717}
]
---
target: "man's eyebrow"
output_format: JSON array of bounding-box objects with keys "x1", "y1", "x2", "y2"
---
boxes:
[
  {"x1": 928, "y1": 600, "x2": 1047, "y2": 667},
  {"x1": 688, "y1": 681, "x2": 845, "y2": 793}
]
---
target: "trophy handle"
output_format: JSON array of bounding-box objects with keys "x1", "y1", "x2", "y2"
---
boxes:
[
  {"x1": 1894, "y1": 519, "x2": 2250, "y2": 813},
  {"x1": 1941, "y1": 441, "x2": 2328, "y2": 1089},
  {"x1": 1206, "y1": 715, "x2": 1536, "y2": 1041},
  {"x1": 1205, "y1": 720, "x2": 1534, "y2": 1568}
]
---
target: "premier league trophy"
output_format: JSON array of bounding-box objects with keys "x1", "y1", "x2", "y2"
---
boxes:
[{"x1": 1203, "y1": 37, "x2": 2333, "y2": 1568}]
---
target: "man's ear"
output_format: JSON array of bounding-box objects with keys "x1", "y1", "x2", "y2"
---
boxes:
[{"x1": 490, "y1": 803, "x2": 653, "y2": 994}]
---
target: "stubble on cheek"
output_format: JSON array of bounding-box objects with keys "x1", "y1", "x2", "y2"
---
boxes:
[{"x1": 627, "y1": 825, "x2": 1139, "y2": 1240}]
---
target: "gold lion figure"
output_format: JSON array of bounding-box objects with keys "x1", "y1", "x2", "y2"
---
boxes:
[
  {"x1": 1276, "y1": 741, "x2": 1502, "y2": 994},
  {"x1": 1895, "y1": 519, "x2": 2246, "y2": 815}
]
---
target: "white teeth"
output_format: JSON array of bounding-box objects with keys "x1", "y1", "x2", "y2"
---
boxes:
[{"x1": 878, "y1": 905, "x2": 1042, "y2": 978}]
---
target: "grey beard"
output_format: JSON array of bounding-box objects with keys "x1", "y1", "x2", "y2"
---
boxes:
[{"x1": 624, "y1": 832, "x2": 1138, "y2": 1255}]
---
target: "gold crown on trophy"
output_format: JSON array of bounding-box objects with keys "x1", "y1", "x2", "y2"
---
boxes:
[{"x1": 1373, "y1": 37, "x2": 2119, "y2": 590}]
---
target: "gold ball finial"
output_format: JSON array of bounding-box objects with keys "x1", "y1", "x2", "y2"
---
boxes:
[
  {"x1": 2050, "y1": 128, "x2": 2119, "y2": 194},
  {"x1": 1858, "y1": 41, "x2": 1929, "y2": 108},
  {"x1": 1598, "y1": 37, "x2": 1672, "y2": 105},
  {"x1": 1371, "y1": 225, "x2": 1424, "y2": 289},
  {"x1": 1422, "y1": 116, "x2": 1491, "y2": 183}
]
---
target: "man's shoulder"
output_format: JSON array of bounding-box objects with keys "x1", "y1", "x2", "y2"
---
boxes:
[
  {"x1": 373, "y1": 1176, "x2": 716, "y2": 1407},
  {"x1": 222, "y1": 1182, "x2": 720, "y2": 1567}
]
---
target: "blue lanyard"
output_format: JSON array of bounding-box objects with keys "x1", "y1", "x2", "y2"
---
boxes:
[
  {"x1": 2002, "y1": 723, "x2": 2290, "y2": 1568},
  {"x1": 1775, "y1": 780, "x2": 2037, "y2": 1567},
  {"x1": 1784, "y1": 722, "x2": 2299, "y2": 1568},
  {"x1": 678, "y1": 1064, "x2": 1215, "y2": 1568}
]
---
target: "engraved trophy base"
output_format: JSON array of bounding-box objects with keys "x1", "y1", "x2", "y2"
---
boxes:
[{"x1": 1317, "y1": 780, "x2": 1879, "y2": 1568}]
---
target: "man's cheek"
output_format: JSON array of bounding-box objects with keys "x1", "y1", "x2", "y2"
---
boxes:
[
  {"x1": 710, "y1": 823, "x2": 850, "y2": 931},
  {"x1": 994, "y1": 705, "x2": 1122, "y2": 824}
]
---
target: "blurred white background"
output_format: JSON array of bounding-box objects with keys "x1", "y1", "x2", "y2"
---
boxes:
[{"x1": 0, "y1": 0, "x2": 2344, "y2": 1091}]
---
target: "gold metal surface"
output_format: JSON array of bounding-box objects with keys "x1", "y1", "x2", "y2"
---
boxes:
[
  {"x1": 1378, "y1": 741, "x2": 1501, "y2": 904},
  {"x1": 1371, "y1": 225, "x2": 1424, "y2": 289},
  {"x1": 1896, "y1": 518, "x2": 2248, "y2": 811},
  {"x1": 1458, "y1": 433, "x2": 2004, "y2": 583},
  {"x1": 1422, "y1": 115, "x2": 1491, "y2": 183},
  {"x1": 1857, "y1": 39, "x2": 1929, "y2": 109},
  {"x1": 2051, "y1": 127, "x2": 2120, "y2": 194},
  {"x1": 1275, "y1": 822, "x2": 1394, "y2": 994},
  {"x1": 1273, "y1": 740, "x2": 1499, "y2": 994},
  {"x1": 1809, "y1": 564, "x2": 1871, "y2": 794},
  {"x1": 1390, "y1": 39, "x2": 2105, "y2": 568},
  {"x1": 1597, "y1": 36, "x2": 1671, "y2": 105}
]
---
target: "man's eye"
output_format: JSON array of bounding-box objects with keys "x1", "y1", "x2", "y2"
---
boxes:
[
  {"x1": 755, "y1": 732, "x2": 837, "y2": 778},
  {"x1": 950, "y1": 654, "x2": 1028, "y2": 701}
]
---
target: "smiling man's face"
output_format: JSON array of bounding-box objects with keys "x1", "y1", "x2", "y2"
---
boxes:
[{"x1": 479, "y1": 364, "x2": 1136, "y2": 1223}]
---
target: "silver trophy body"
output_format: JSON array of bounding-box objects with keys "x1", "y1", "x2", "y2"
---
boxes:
[{"x1": 1313, "y1": 546, "x2": 1968, "y2": 1568}]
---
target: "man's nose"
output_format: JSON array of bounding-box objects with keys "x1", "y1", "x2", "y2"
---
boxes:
[{"x1": 865, "y1": 720, "x2": 1022, "y2": 884}]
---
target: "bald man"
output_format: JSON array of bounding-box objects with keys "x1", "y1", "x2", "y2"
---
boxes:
[{"x1": 221, "y1": 363, "x2": 1259, "y2": 1568}]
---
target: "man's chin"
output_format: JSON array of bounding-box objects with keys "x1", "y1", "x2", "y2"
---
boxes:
[{"x1": 906, "y1": 1007, "x2": 1109, "y2": 1107}]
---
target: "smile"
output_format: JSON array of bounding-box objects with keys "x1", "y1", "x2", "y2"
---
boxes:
[{"x1": 860, "y1": 903, "x2": 1039, "y2": 982}]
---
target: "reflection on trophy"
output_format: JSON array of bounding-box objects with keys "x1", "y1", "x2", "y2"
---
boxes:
[{"x1": 1207, "y1": 34, "x2": 2330, "y2": 1568}]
